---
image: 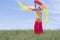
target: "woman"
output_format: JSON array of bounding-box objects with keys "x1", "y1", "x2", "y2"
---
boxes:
[{"x1": 34, "y1": 7, "x2": 44, "y2": 34}]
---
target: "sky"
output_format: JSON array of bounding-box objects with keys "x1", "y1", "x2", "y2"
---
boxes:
[{"x1": 0, "y1": 0, "x2": 60, "y2": 30}]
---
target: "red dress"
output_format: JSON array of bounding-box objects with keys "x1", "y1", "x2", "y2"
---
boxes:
[
  {"x1": 34, "y1": 21, "x2": 44, "y2": 34},
  {"x1": 34, "y1": 11, "x2": 44, "y2": 34}
]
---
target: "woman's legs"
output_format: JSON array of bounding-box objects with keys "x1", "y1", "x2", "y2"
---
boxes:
[
  {"x1": 38, "y1": 22, "x2": 44, "y2": 34},
  {"x1": 34, "y1": 20, "x2": 44, "y2": 34},
  {"x1": 34, "y1": 21, "x2": 39, "y2": 34}
]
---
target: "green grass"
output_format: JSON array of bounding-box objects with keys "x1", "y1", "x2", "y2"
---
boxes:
[{"x1": 0, "y1": 30, "x2": 60, "y2": 40}]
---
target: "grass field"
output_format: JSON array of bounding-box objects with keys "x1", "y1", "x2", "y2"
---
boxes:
[{"x1": 0, "y1": 30, "x2": 60, "y2": 40}]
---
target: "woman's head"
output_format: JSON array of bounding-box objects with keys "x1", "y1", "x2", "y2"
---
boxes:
[{"x1": 38, "y1": 7, "x2": 42, "y2": 11}]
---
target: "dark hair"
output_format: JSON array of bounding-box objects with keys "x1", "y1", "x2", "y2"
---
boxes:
[{"x1": 38, "y1": 7, "x2": 42, "y2": 10}]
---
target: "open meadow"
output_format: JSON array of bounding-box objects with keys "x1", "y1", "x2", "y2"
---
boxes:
[{"x1": 0, "y1": 30, "x2": 60, "y2": 40}]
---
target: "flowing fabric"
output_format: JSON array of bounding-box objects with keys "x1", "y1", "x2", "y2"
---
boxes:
[
  {"x1": 18, "y1": 2, "x2": 36, "y2": 11},
  {"x1": 34, "y1": 0, "x2": 48, "y2": 23},
  {"x1": 18, "y1": 2, "x2": 48, "y2": 23},
  {"x1": 18, "y1": 0, "x2": 48, "y2": 34},
  {"x1": 34, "y1": 21, "x2": 44, "y2": 34}
]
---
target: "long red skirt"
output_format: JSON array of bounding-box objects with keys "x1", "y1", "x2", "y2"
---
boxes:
[{"x1": 34, "y1": 21, "x2": 44, "y2": 34}]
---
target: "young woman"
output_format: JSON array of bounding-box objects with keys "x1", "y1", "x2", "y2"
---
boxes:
[{"x1": 34, "y1": 7, "x2": 44, "y2": 34}]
